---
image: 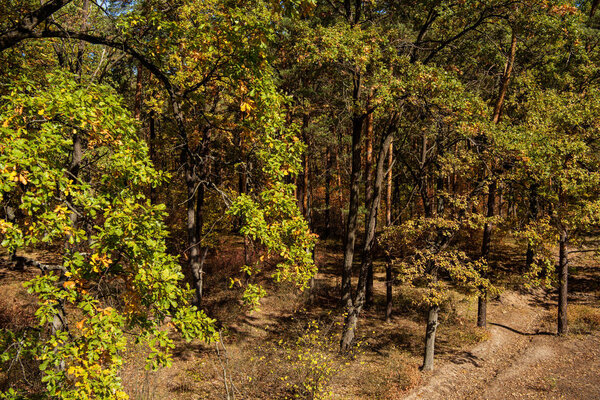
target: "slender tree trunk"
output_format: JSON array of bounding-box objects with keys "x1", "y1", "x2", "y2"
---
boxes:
[
  {"x1": 386, "y1": 139, "x2": 393, "y2": 226},
  {"x1": 336, "y1": 139, "x2": 344, "y2": 233},
  {"x1": 74, "y1": 0, "x2": 89, "y2": 79},
  {"x1": 492, "y1": 31, "x2": 517, "y2": 124},
  {"x1": 591, "y1": 0, "x2": 599, "y2": 18},
  {"x1": 557, "y1": 228, "x2": 568, "y2": 335},
  {"x1": 324, "y1": 146, "x2": 333, "y2": 239},
  {"x1": 364, "y1": 108, "x2": 374, "y2": 307},
  {"x1": 341, "y1": 71, "x2": 363, "y2": 305},
  {"x1": 385, "y1": 262, "x2": 392, "y2": 322},
  {"x1": 341, "y1": 118, "x2": 395, "y2": 350},
  {"x1": 393, "y1": 144, "x2": 402, "y2": 223},
  {"x1": 186, "y1": 167, "x2": 202, "y2": 306},
  {"x1": 477, "y1": 180, "x2": 496, "y2": 327},
  {"x1": 134, "y1": 61, "x2": 143, "y2": 120},
  {"x1": 477, "y1": 31, "x2": 517, "y2": 327},
  {"x1": 385, "y1": 139, "x2": 394, "y2": 322},
  {"x1": 53, "y1": 131, "x2": 82, "y2": 370},
  {"x1": 193, "y1": 180, "x2": 206, "y2": 304},
  {"x1": 148, "y1": 112, "x2": 157, "y2": 204},
  {"x1": 525, "y1": 183, "x2": 539, "y2": 271},
  {"x1": 303, "y1": 114, "x2": 312, "y2": 228},
  {"x1": 422, "y1": 304, "x2": 439, "y2": 371}
]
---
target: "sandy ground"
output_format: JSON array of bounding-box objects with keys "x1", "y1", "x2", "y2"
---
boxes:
[{"x1": 404, "y1": 290, "x2": 600, "y2": 400}]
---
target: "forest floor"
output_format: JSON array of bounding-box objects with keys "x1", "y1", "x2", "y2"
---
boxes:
[{"x1": 2, "y1": 236, "x2": 600, "y2": 399}]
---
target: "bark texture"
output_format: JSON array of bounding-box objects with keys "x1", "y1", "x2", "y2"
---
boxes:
[{"x1": 557, "y1": 228, "x2": 568, "y2": 335}]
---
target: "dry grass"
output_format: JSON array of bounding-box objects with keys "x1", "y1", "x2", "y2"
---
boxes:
[
  {"x1": 7, "y1": 234, "x2": 600, "y2": 399},
  {"x1": 566, "y1": 304, "x2": 600, "y2": 335}
]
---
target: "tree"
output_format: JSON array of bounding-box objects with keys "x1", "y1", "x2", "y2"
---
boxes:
[{"x1": 0, "y1": 73, "x2": 216, "y2": 398}]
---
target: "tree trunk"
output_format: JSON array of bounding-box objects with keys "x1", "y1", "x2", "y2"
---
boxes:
[
  {"x1": 148, "y1": 112, "x2": 157, "y2": 204},
  {"x1": 492, "y1": 31, "x2": 517, "y2": 124},
  {"x1": 134, "y1": 61, "x2": 143, "y2": 120},
  {"x1": 421, "y1": 305, "x2": 439, "y2": 371},
  {"x1": 324, "y1": 146, "x2": 333, "y2": 238},
  {"x1": 341, "y1": 71, "x2": 363, "y2": 305},
  {"x1": 557, "y1": 228, "x2": 568, "y2": 335},
  {"x1": 477, "y1": 180, "x2": 496, "y2": 327},
  {"x1": 385, "y1": 139, "x2": 394, "y2": 322},
  {"x1": 386, "y1": 139, "x2": 393, "y2": 226},
  {"x1": 340, "y1": 305, "x2": 358, "y2": 351},
  {"x1": 591, "y1": 0, "x2": 600, "y2": 17},
  {"x1": 53, "y1": 131, "x2": 82, "y2": 370},
  {"x1": 341, "y1": 118, "x2": 395, "y2": 350},
  {"x1": 385, "y1": 262, "x2": 392, "y2": 322},
  {"x1": 336, "y1": 138, "x2": 345, "y2": 233},
  {"x1": 525, "y1": 183, "x2": 539, "y2": 271},
  {"x1": 477, "y1": 31, "x2": 517, "y2": 326},
  {"x1": 186, "y1": 168, "x2": 202, "y2": 306},
  {"x1": 364, "y1": 108, "x2": 374, "y2": 307}
]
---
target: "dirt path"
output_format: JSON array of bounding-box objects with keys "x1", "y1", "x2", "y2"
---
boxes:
[{"x1": 403, "y1": 290, "x2": 600, "y2": 400}]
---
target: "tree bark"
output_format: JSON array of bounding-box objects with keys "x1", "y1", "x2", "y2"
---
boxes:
[
  {"x1": 385, "y1": 139, "x2": 394, "y2": 322},
  {"x1": 492, "y1": 31, "x2": 517, "y2": 124},
  {"x1": 148, "y1": 112, "x2": 157, "y2": 204},
  {"x1": 591, "y1": 0, "x2": 600, "y2": 18},
  {"x1": 302, "y1": 114, "x2": 312, "y2": 227},
  {"x1": 341, "y1": 71, "x2": 363, "y2": 305},
  {"x1": 186, "y1": 168, "x2": 202, "y2": 305},
  {"x1": 477, "y1": 180, "x2": 496, "y2": 327},
  {"x1": 385, "y1": 262, "x2": 392, "y2": 323},
  {"x1": 386, "y1": 139, "x2": 393, "y2": 226},
  {"x1": 477, "y1": 30, "x2": 517, "y2": 326},
  {"x1": 557, "y1": 228, "x2": 568, "y2": 335},
  {"x1": 134, "y1": 61, "x2": 143, "y2": 120},
  {"x1": 364, "y1": 108, "x2": 374, "y2": 307},
  {"x1": 0, "y1": 0, "x2": 73, "y2": 51},
  {"x1": 421, "y1": 305, "x2": 439, "y2": 371},
  {"x1": 525, "y1": 183, "x2": 539, "y2": 271},
  {"x1": 324, "y1": 145, "x2": 333, "y2": 239},
  {"x1": 341, "y1": 116, "x2": 395, "y2": 350}
]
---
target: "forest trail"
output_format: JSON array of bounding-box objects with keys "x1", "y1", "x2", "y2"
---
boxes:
[{"x1": 403, "y1": 289, "x2": 600, "y2": 400}]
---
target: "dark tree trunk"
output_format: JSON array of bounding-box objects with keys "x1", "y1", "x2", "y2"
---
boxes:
[
  {"x1": 365, "y1": 108, "x2": 374, "y2": 307},
  {"x1": 336, "y1": 136, "x2": 345, "y2": 232},
  {"x1": 324, "y1": 146, "x2": 333, "y2": 238},
  {"x1": 186, "y1": 168, "x2": 202, "y2": 305},
  {"x1": 477, "y1": 180, "x2": 496, "y2": 327},
  {"x1": 476, "y1": 31, "x2": 517, "y2": 327},
  {"x1": 341, "y1": 117, "x2": 395, "y2": 350},
  {"x1": 148, "y1": 112, "x2": 157, "y2": 204},
  {"x1": 134, "y1": 61, "x2": 143, "y2": 120},
  {"x1": 393, "y1": 143, "x2": 402, "y2": 223},
  {"x1": 385, "y1": 262, "x2": 392, "y2": 323},
  {"x1": 302, "y1": 114, "x2": 312, "y2": 227},
  {"x1": 385, "y1": 139, "x2": 394, "y2": 322},
  {"x1": 558, "y1": 228, "x2": 568, "y2": 335},
  {"x1": 591, "y1": 0, "x2": 600, "y2": 17},
  {"x1": 341, "y1": 71, "x2": 363, "y2": 305},
  {"x1": 525, "y1": 183, "x2": 539, "y2": 271},
  {"x1": 386, "y1": 139, "x2": 393, "y2": 226}
]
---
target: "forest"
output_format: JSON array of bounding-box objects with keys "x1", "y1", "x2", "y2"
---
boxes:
[{"x1": 1, "y1": 0, "x2": 600, "y2": 399}]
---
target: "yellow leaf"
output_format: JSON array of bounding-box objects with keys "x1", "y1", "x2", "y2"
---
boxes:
[
  {"x1": 240, "y1": 99, "x2": 255, "y2": 113},
  {"x1": 18, "y1": 174, "x2": 27, "y2": 185}
]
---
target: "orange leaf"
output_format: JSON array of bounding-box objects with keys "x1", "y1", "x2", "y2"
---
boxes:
[{"x1": 63, "y1": 281, "x2": 76, "y2": 289}]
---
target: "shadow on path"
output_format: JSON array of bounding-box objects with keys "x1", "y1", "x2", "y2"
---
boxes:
[{"x1": 489, "y1": 322, "x2": 554, "y2": 336}]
